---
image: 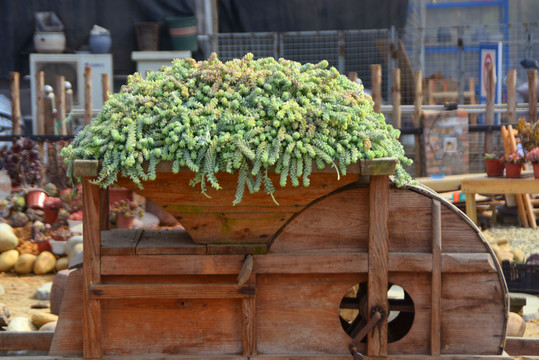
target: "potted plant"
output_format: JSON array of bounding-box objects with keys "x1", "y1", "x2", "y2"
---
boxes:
[
  {"x1": 43, "y1": 197, "x2": 63, "y2": 224},
  {"x1": 516, "y1": 118, "x2": 539, "y2": 152},
  {"x1": 483, "y1": 153, "x2": 504, "y2": 177},
  {"x1": 59, "y1": 185, "x2": 83, "y2": 213},
  {"x1": 110, "y1": 200, "x2": 144, "y2": 229},
  {"x1": 503, "y1": 152, "x2": 525, "y2": 178},
  {"x1": 525, "y1": 147, "x2": 539, "y2": 179}
]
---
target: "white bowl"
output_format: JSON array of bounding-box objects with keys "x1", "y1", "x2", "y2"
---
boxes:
[
  {"x1": 49, "y1": 239, "x2": 66, "y2": 255},
  {"x1": 34, "y1": 32, "x2": 66, "y2": 53}
]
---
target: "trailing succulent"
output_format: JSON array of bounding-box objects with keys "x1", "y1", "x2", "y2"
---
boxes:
[{"x1": 62, "y1": 53, "x2": 412, "y2": 205}]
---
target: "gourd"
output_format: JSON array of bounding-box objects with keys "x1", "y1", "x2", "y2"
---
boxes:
[{"x1": 62, "y1": 53, "x2": 412, "y2": 204}]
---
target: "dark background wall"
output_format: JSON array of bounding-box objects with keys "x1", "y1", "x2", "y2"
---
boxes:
[{"x1": 0, "y1": 0, "x2": 407, "y2": 80}]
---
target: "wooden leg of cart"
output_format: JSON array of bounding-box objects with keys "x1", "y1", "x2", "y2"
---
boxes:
[
  {"x1": 82, "y1": 178, "x2": 109, "y2": 359},
  {"x1": 368, "y1": 175, "x2": 389, "y2": 357}
]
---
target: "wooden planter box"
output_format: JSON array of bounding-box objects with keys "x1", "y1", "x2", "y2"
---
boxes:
[{"x1": 47, "y1": 158, "x2": 511, "y2": 360}]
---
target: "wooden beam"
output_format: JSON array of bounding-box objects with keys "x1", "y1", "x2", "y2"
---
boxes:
[
  {"x1": 242, "y1": 274, "x2": 257, "y2": 356},
  {"x1": 9, "y1": 71, "x2": 21, "y2": 136},
  {"x1": 528, "y1": 69, "x2": 537, "y2": 123},
  {"x1": 370, "y1": 64, "x2": 382, "y2": 114},
  {"x1": 90, "y1": 283, "x2": 255, "y2": 299},
  {"x1": 368, "y1": 175, "x2": 389, "y2": 356},
  {"x1": 505, "y1": 336, "x2": 539, "y2": 356},
  {"x1": 431, "y1": 200, "x2": 442, "y2": 355}
]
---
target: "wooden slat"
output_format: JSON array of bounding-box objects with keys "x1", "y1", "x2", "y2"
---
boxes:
[
  {"x1": 485, "y1": 63, "x2": 496, "y2": 153},
  {"x1": 528, "y1": 69, "x2": 537, "y2": 123},
  {"x1": 367, "y1": 175, "x2": 389, "y2": 356},
  {"x1": 431, "y1": 200, "x2": 442, "y2": 355},
  {"x1": 90, "y1": 283, "x2": 255, "y2": 299},
  {"x1": 101, "y1": 254, "x2": 245, "y2": 275},
  {"x1": 0, "y1": 331, "x2": 54, "y2": 350},
  {"x1": 461, "y1": 175, "x2": 539, "y2": 194},
  {"x1": 505, "y1": 336, "x2": 539, "y2": 356},
  {"x1": 101, "y1": 229, "x2": 141, "y2": 256},
  {"x1": 254, "y1": 356, "x2": 513, "y2": 360},
  {"x1": 242, "y1": 275, "x2": 257, "y2": 356},
  {"x1": 136, "y1": 229, "x2": 205, "y2": 255},
  {"x1": 207, "y1": 243, "x2": 267, "y2": 255},
  {"x1": 49, "y1": 268, "x2": 83, "y2": 356},
  {"x1": 82, "y1": 179, "x2": 104, "y2": 359}
]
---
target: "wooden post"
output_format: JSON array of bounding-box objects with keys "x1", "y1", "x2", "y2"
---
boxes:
[
  {"x1": 56, "y1": 75, "x2": 67, "y2": 136},
  {"x1": 84, "y1": 64, "x2": 92, "y2": 126},
  {"x1": 468, "y1": 77, "x2": 478, "y2": 125},
  {"x1": 65, "y1": 81, "x2": 73, "y2": 135},
  {"x1": 348, "y1": 72, "x2": 358, "y2": 82},
  {"x1": 82, "y1": 178, "x2": 108, "y2": 359},
  {"x1": 367, "y1": 175, "x2": 389, "y2": 357},
  {"x1": 370, "y1": 65, "x2": 382, "y2": 114},
  {"x1": 391, "y1": 68, "x2": 401, "y2": 128},
  {"x1": 431, "y1": 200, "x2": 442, "y2": 355},
  {"x1": 506, "y1": 69, "x2": 517, "y2": 125},
  {"x1": 9, "y1": 72, "x2": 21, "y2": 136},
  {"x1": 485, "y1": 63, "x2": 496, "y2": 154},
  {"x1": 101, "y1": 73, "x2": 111, "y2": 103},
  {"x1": 242, "y1": 274, "x2": 257, "y2": 356},
  {"x1": 414, "y1": 70, "x2": 423, "y2": 178},
  {"x1": 43, "y1": 85, "x2": 55, "y2": 135},
  {"x1": 528, "y1": 70, "x2": 537, "y2": 123},
  {"x1": 427, "y1": 78, "x2": 435, "y2": 105},
  {"x1": 36, "y1": 71, "x2": 45, "y2": 136}
]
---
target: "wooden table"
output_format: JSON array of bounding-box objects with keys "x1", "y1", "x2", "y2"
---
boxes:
[{"x1": 461, "y1": 174, "x2": 539, "y2": 227}]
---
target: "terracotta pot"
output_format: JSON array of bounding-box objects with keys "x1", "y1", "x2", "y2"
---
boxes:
[
  {"x1": 533, "y1": 163, "x2": 539, "y2": 179},
  {"x1": 484, "y1": 158, "x2": 504, "y2": 177},
  {"x1": 116, "y1": 214, "x2": 136, "y2": 229},
  {"x1": 26, "y1": 190, "x2": 47, "y2": 209},
  {"x1": 504, "y1": 163, "x2": 522, "y2": 178},
  {"x1": 43, "y1": 208, "x2": 59, "y2": 224},
  {"x1": 36, "y1": 240, "x2": 51, "y2": 253}
]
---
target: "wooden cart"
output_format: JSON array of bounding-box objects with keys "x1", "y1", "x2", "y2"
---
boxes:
[{"x1": 47, "y1": 158, "x2": 511, "y2": 360}]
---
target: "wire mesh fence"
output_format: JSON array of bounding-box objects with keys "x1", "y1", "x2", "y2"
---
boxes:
[{"x1": 199, "y1": 23, "x2": 539, "y2": 176}]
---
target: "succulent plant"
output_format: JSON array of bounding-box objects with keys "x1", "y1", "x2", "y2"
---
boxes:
[
  {"x1": 4, "y1": 138, "x2": 43, "y2": 187},
  {"x1": 62, "y1": 53, "x2": 412, "y2": 204}
]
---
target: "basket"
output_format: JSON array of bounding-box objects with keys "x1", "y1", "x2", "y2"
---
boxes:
[
  {"x1": 501, "y1": 260, "x2": 539, "y2": 294},
  {"x1": 134, "y1": 22, "x2": 161, "y2": 51}
]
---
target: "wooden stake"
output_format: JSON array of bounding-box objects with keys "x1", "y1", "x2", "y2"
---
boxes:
[
  {"x1": 44, "y1": 86, "x2": 55, "y2": 135},
  {"x1": 414, "y1": 70, "x2": 423, "y2": 178},
  {"x1": 101, "y1": 73, "x2": 111, "y2": 103},
  {"x1": 9, "y1": 72, "x2": 21, "y2": 136},
  {"x1": 427, "y1": 78, "x2": 435, "y2": 105},
  {"x1": 368, "y1": 175, "x2": 389, "y2": 357},
  {"x1": 84, "y1": 64, "x2": 92, "y2": 126},
  {"x1": 485, "y1": 63, "x2": 496, "y2": 154},
  {"x1": 370, "y1": 65, "x2": 382, "y2": 114},
  {"x1": 528, "y1": 69, "x2": 537, "y2": 123},
  {"x1": 65, "y1": 81, "x2": 73, "y2": 134},
  {"x1": 36, "y1": 71, "x2": 45, "y2": 136},
  {"x1": 392, "y1": 68, "x2": 401, "y2": 128},
  {"x1": 506, "y1": 69, "x2": 516, "y2": 125},
  {"x1": 431, "y1": 200, "x2": 442, "y2": 355},
  {"x1": 469, "y1": 77, "x2": 478, "y2": 125},
  {"x1": 56, "y1": 75, "x2": 67, "y2": 136}
]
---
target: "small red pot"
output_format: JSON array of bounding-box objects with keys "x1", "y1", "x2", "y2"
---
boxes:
[
  {"x1": 43, "y1": 208, "x2": 59, "y2": 224},
  {"x1": 26, "y1": 190, "x2": 46, "y2": 209},
  {"x1": 484, "y1": 158, "x2": 504, "y2": 177},
  {"x1": 504, "y1": 163, "x2": 522, "y2": 178},
  {"x1": 533, "y1": 163, "x2": 539, "y2": 179},
  {"x1": 116, "y1": 214, "x2": 136, "y2": 229}
]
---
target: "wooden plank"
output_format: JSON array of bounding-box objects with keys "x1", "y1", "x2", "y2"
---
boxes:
[
  {"x1": 101, "y1": 298, "x2": 243, "y2": 356},
  {"x1": 440, "y1": 206, "x2": 487, "y2": 253},
  {"x1": 254, "y1": 356, "x2": 512, "y2": 360},
  {"x1": 431, "y1": 200, "x2": 442, "y2": 356},
  {"x1": 49, "y1": 268, "x2": 83, "y2": 356},
  {"x1": 101, "y1": 254, "x2": 245, "y2": 275},
  {"x1": 505, "y1": 337, "x2": 539, "y2": 356},
  {"x1": 82, "y1": 179, "x2": 104, "y2": 359},
  {"x1": 256, "y1": 273, "x2": 366, "y2": 355},
  {"x1": 269, "y1": 185, "x2": 370, "y2": 253},
  {"x1": 529, "y1": 69, "x2": 537, "y2": 123},
  {"x1": 101, "y1": 229, "x2": 140, "y2": 256},
  {"x1": 207, "y1": 243, "x2": 267, "y2": 255},
  {"x1": 0, "y1": 331, "x2": 54, "y2": 350},
  {"x1": 242, "y1": 275, "x2": 257, "y2": 356},
  {"x1": 90, "y1": 283, "x2": 255, "y2": 299},
  {"x1": 9, "y1": 71, "x2": 22, "y2": 136},
  {"x1": 441, "y1": 273, "x2": 506, "y2": 355},
  {"x1": 368, "y1": 175, "x2": 389, "y2": 356},
  {"x1": 392, "y1": 68, "x2": 401, "y2": 128},
  {"x1": 370, "y1": 64, "x2": 382, "y2": 113},
  {"x1": 84, "y1": 64, "x2": 92, "y2": 125},
  {"x1": 416, "y1": 172, "x2": 486, "y2": 193},
  {"x1": 461, "y1": 177, "x2": 539, "y2": 194},
  {"x1": 136, "y1": 229, "x2": 206, "y2": 255},
  {"x1": 73, "y1": 159, "x2": 100, "y2": 177},
  {"x1": 359, "y1": 157, "x2": 397, "y2": 176}
]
